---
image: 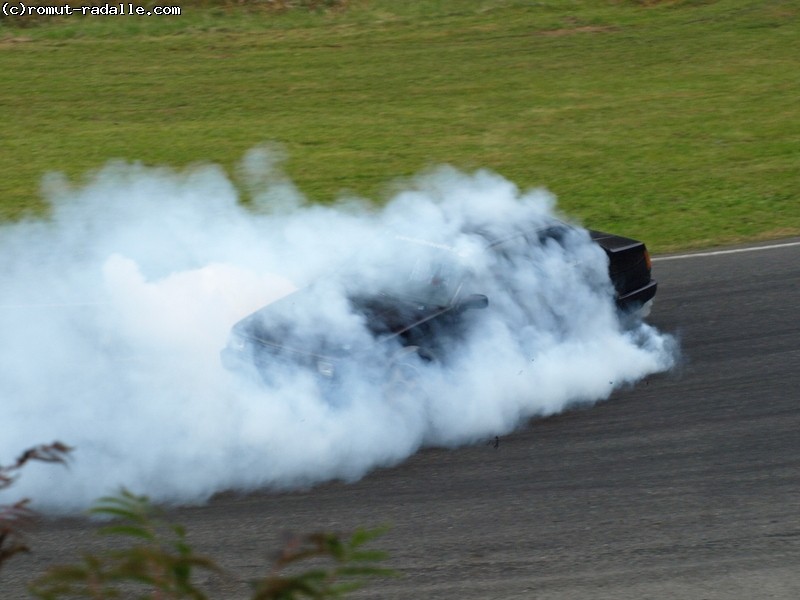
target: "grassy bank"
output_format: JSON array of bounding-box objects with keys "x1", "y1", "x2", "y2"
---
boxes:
[{"x1": 1, "y1": 0, "x2": 798, "y2": 250}]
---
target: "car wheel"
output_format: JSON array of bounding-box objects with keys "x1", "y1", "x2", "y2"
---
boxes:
[
  {"x1": 385, "y1": 346, "x2": 430, "y2": 403},
  {"x1": 638, "y1": 299, "x2": 653, "y2": 318}
]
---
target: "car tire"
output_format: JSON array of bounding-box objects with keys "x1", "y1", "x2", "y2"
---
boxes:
[
  {"x1": 617, "y1": 299, "x2": 654, "y2": 331},
  {"x1": 385, "y1": 346, "x2": 431, "y2": 403}
]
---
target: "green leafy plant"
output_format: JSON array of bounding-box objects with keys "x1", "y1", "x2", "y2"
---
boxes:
[
  {"x1": 251, "y1": 526, "x2": 394, "y2": 599},
  {"x1": 28, "y1": 489, "x2": 394, "y2": 599},
  {"x1": 2, "y1": 444, "x2": 392, "y2": 598},
  {"x1": 29, "y1": 489, "x2": 218, "y2": 599}
]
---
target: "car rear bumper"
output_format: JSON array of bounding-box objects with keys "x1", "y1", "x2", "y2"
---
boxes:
[{"x1": 616, "y1": 279, "x2": 657, "y2": 310}]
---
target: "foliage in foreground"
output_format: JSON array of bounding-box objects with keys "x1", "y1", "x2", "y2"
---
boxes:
[
  {"x1": 0, "y1": 443, "x2": 72, "y2": 571},
  {"x1": 1, "y1": 446, "x2": 393, "y2": 599}
]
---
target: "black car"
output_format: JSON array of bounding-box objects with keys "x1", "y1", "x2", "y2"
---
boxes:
[{"x1": 221, "y1": 221, "x2": 656, "y2": 390}]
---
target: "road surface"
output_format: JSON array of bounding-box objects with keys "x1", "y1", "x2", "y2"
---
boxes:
[{"x1": 5, "y1": 239, "x2": 799, "y2": 599}]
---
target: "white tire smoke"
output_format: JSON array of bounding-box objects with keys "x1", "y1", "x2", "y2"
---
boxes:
[{"x1": 0, "y1": 151, "x2": 677, "y2": 512}]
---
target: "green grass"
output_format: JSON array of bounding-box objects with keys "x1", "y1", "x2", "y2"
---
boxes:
[{"x1": 1, "y1": 0, "x2": 798, "y2": 251}]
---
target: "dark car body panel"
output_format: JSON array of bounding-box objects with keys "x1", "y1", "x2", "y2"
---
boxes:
[{"x1": 589, "y1": 229, "x2": 657, "y2": 309}]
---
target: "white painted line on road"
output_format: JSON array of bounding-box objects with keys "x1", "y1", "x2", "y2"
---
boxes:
[{"x1": 653, "y1": 240, "x2": 800, "y2": 262}]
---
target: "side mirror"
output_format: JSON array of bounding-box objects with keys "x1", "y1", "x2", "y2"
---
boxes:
[{"x1": 459, "y1": 294, "x2": 489, "y2": 311}]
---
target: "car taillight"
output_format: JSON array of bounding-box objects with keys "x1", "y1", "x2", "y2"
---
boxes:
[{"x1": 644, "y1": 249, "x2": 652, "y2": 272}]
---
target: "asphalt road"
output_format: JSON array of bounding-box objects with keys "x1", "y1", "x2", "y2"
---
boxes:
[{"x1": 5, "y1": 239, "x2": 800, "y2": 599}]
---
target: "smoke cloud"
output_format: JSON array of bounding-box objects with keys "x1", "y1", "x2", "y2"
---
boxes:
[{"x1": 1, "y1": 150, "x2": 676, "y2": 512}]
